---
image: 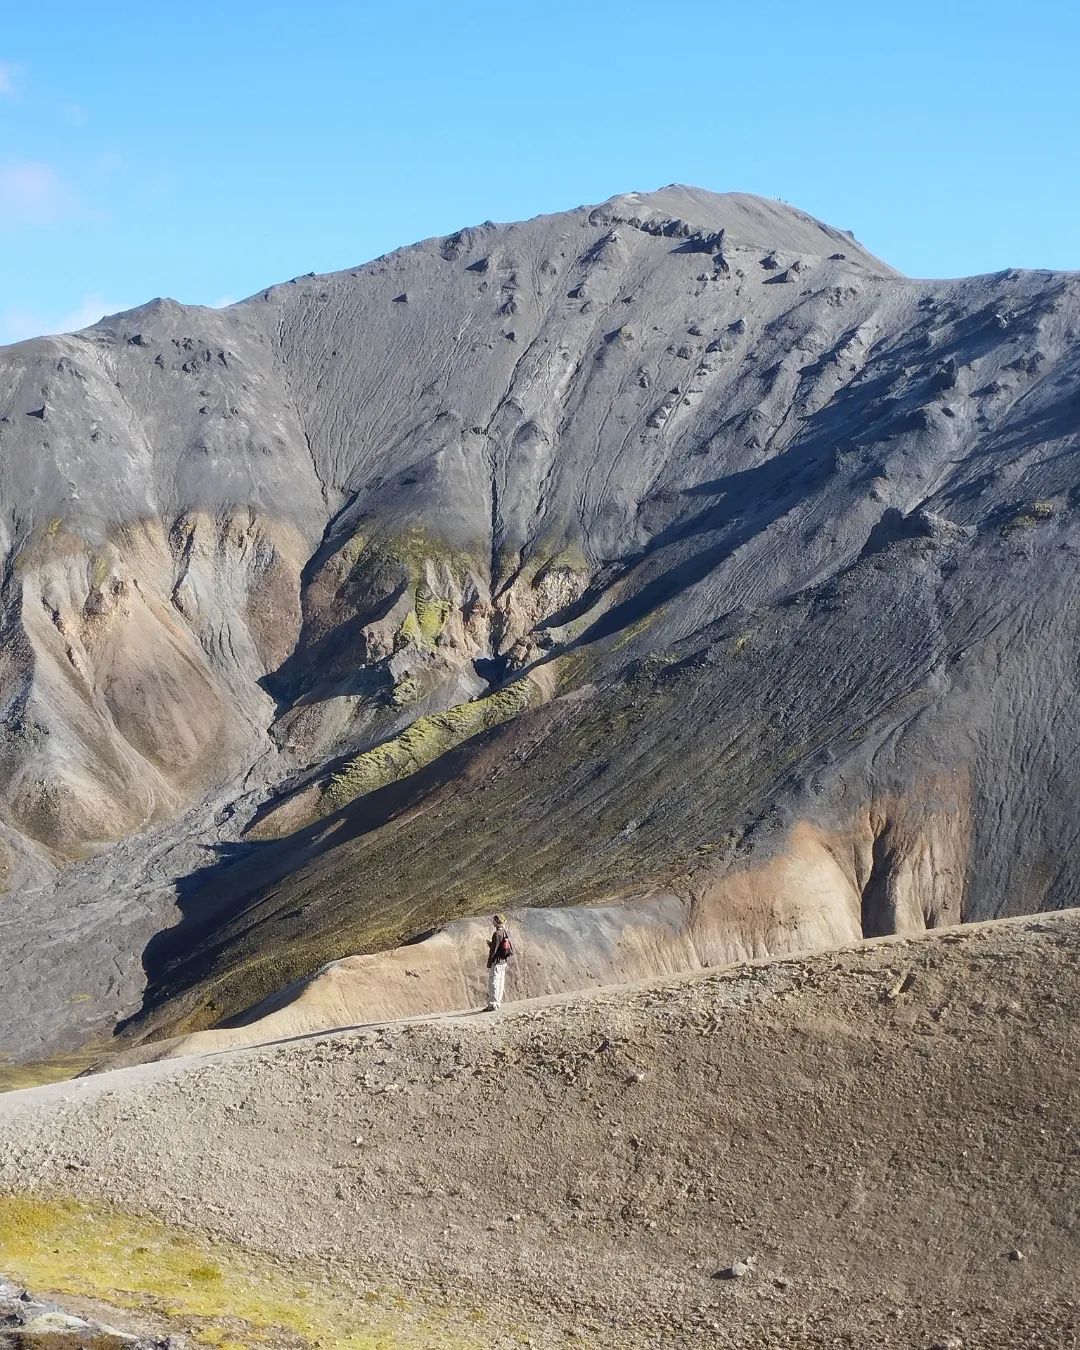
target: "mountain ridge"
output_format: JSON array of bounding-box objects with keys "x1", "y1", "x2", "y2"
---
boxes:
[{"x1": 0, "y1": 184, "x2": 892, "y2": 359}]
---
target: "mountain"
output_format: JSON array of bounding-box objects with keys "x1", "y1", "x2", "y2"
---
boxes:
[{"x1": 1, "y1": 185, "x2": 1078, "y2": 1066}]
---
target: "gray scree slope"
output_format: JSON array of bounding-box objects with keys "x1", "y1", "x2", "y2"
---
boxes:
[{"x1": 0, "y1": 185, "x2": 1078, "y2": 1061}]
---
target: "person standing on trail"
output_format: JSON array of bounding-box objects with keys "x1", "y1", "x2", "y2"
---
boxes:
[{"x1": 485, "y1": 913, "x2": 515, "y2": 1011}]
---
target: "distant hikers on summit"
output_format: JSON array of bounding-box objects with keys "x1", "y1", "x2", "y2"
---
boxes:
[{"x1": 485, "y1": 914, "x2": 515, "y2": 1011}]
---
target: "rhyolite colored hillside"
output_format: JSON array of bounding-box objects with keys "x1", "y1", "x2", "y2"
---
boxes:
[{"x1": 1, "y1": 185, "x2": 1079, "y2": 1062}]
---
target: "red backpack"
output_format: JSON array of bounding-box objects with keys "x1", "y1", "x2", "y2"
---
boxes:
[{"x1": 496, "y1": 929, "x2": 515, "y2": 960}]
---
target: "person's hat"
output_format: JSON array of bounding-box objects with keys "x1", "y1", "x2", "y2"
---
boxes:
[{"x1": 493, "y1": 913, "x2": 506, "y2": 924}]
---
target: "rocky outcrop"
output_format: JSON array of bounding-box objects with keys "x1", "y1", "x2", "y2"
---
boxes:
[{"x1": 0, "y1": 1280, "x2": 162, "y2": 1348}]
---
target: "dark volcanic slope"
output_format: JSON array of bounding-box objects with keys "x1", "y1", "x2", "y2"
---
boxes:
[{"x1": 1, "y1": 185, "x2": 1079, "y2": 1059}]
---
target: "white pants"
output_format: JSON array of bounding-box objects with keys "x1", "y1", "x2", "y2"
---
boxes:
[{"x1": 487, "y1": 960, "x2": 507, "y2": 1009}]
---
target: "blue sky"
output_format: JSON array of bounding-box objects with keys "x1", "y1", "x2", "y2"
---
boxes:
[{"x1": 1, "y1": 1, "x2": 1077, "y2": 344}]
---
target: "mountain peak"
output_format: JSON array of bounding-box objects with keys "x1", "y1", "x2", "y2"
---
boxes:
[{"x1": 587, "y1": 184, "x2": 896, "y2": 273}]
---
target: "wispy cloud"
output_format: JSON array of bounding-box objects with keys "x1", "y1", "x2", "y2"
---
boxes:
[
  {"x1": 0, "y1": 294, "x2": 130, "y2": 346},
  {"x1": 0, "y1": 60, "x2": 19, "y2": 98},
  {"x1": 0, "y1": 159, "x2": 76, "y2": 226}
]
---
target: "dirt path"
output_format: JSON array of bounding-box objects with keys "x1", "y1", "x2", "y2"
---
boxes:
[{"x1": 2, "y1": 912, "x2": 1078, "y2": 1348}]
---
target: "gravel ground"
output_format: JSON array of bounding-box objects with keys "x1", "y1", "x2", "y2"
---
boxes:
[{"x1": 1, "y1": 912, "x2": 1078, "y2": 1349}]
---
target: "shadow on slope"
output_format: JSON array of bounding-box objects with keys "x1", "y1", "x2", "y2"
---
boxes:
[{"x1": 121, "y1": 721, "x2": 520, "y2": 1038}]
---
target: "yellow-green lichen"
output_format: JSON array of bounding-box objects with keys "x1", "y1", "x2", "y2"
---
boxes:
[
  {"x1": 512, "y1": 540, "x2": 590, "y2": 593},
  {"x1": 535, "y1": 543, "x2": 590, "y2": 580},
  {"x1": 0, "y1": 1192, "x2": 473, "y2": 1348},
  {"x1": 336, "y1": 530, "x2": 369, "y2": 571},
  {"x1": 730, "y1": 631, "x2": 753, "y2": 657},
  {"x1": 0, "y1": 1048, "x2": 103, "y2": 1095},
  {"x1": 354, "y1": 526, "x2": 481, "y2": 590},
  {"x1": 342, "y1": 528, "x2": 478, "y2": 650},
  {"x1": 397, "y1": 610, "x2": 425, "y2": 646},
  {"x1": 1003, "y1": 500, "x2": 1056, "y2": 533},
  {"x1": 89, "y1": 553, "x2": 111, "y2": 589},
  {"x1": 612, "y1": 608, "x2": 662, "y2": 651},
  {"x1": 325, "y1": 678, "x2": 539, "y2": 811},
  {"x1": 13, "y1": 520, "x2": 90, "y2": 572},
  {"x1": 414, "y1": 582, "x2": 451, "y2": 643},
  {"x1": 552, "y1": 647, "x2": 600, "y2": 692}
]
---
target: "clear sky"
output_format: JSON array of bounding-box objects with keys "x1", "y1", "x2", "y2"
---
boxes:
[{"x1": 1, "y1": 1, "x2": 1077, "y2": 344}]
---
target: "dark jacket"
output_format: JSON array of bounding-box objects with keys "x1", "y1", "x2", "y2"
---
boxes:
[{"x1": 487, "y1": 925, "x2": 511, "y2": 968}]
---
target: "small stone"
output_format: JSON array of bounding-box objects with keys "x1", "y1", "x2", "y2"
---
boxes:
[
  {"x1": 885, "y1": 969, "x2": 917, "y2": 999},
  {"x1": 1007, "y1": 1248, "x2": 1023, "y2": 1261},
  {"x1": 21, "y1": 1312, "x2": 96, "y2": 1334},
  {"x1": 714, "y1": 1259, "x2": 753, "y2": 1279}
]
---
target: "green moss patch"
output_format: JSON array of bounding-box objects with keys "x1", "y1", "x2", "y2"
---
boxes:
[
  {"x1": 351, "y1": 528, "x2": 479, "y2": 594},
  {"x1": 530, "y1": 544, "x2": 590, "y2": 584},
  {"x1": 341, "y1": 527, "x2": 477, "y2": 653},
  {"x1": 0, "y1": 1193, "x2": 473, "y2": 1348},
  {"x1": 325, "y1": 678, "x2": 539, "y2": 812},
  {"x1": 1003, "y1": 499, "x2": 1056, "y2": 533},
  {"x1": 0, "y1": 1050, "x2": 103, "y2": 1095},
  {"x1": 412, "y1": 583, "x2": 451, "y2": 645},
  {"x1": 611, "y1": 608, "x2": 662, "y2": 651},
  {"x1": 730, "y1": 631, "x2": 753, "y2": 657}
]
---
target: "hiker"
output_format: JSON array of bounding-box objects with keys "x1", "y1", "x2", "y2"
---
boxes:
[{"x1": 485, "y1": 913, "x2": 514, "y2": 1011}]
